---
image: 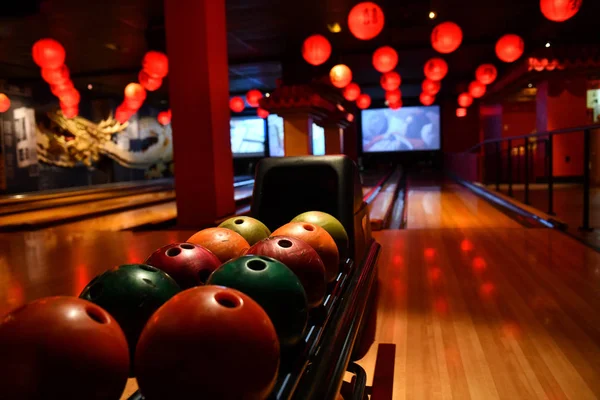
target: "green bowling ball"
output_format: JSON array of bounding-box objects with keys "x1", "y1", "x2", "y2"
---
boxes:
[
  {"x1": 291, "y1": 211, "x2": 350, "y2": 259},
  {"x1": 207, "y1": 255, "x2": 308, "y2": 347},
  {"x1": 218, "y1": 216, "x2": 271, "y2": 246},
  {"x1": 80, "y1": 264, "x2": 181, "y2": 373}
]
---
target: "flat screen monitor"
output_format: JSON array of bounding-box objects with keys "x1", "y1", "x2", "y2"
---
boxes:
[
  {"x1": 312, "y1": 124, "x2": 325, "y2": 155},
  {"x1": 230, "y1": 117, "x2": 266, "y2": 157},
  {"x1": 361, "y1": 105, "x2": 440, "y2": 153},
  {"x1": 267, "y1": 114, "x2": 284, "y2": 157}
]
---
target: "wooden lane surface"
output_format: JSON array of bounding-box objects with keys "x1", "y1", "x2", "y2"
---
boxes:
[
  {"x1": 356, "y1": 227, "x2": 600, "y2": 399},
  {"x1": 407, "y1": 182, "x2": 523, "y2": 229}
]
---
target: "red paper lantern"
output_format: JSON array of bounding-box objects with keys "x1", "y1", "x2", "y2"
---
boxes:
[
  {"x1": 495, "y1": 34, "x2": 524, "y2": 63},
  {"x1": 475, "y1": 64, "x2": 498, "y2": 85},
  {"x1": 422, "y1": 79, "x2": 441, "y2": 95},
  {"x1": 124, "y1": 83, "x2": 147, "y2": 109},
  {"x1": 385, "y1": 89, "x2": 401, "y2": 105},
  {"x1": 540, "y1": 0, "x2": 582, "y2": 22},
  {"x1": 330, "y1": 64, "x2": 352, "y2": 88},
  {"x1": 372, "y1": 46, "x2": 398, "y2": 73},
  {"x1": 257, "y1": 108, "x2": 270, "y2": 119},
  {"x1": 424, "y1": 58, "x2": 448, "y2": 81},
  {"x1": 431, "y1": 22, "x2": 463, "y2": 54},
  {"x1": 343, "y1": 83, "x2": 361, "y2": 101},
  {"x1": 348, "y1": 2, "x2": 385, "y2": 40},
  {"x1": 115, "y1": 105, "x2": 134, "y2": 124},
  {"x1": 41, "y1": 65, "x2": 70, "y2": 85},
  {"x1": 468, "y1": 81, "x2": 486, "y2": 98},
  {"x1": 60, "y1": 88, "x2": 80, "y2": 107},
  {"x1": 142, "y1": 51, "x2": 169, "y2": 79},
  {"x1": 0, "y1": 93, "x2": 10, "y2": 113},
  {"x1": 230, "y1": 97, "x2": 245, "y2": 113},
  {"x1": 302, "y1": 35, "x2": 331, "y2": 66},
  {"x1": 62, "y1": 105, "x2": 78, "y2": 119},
  {"x1": 380, "y1": 71, "x2": 401, "y2": 91},
  {"x1": 51, "y1": 81, "x2": 75, "y2": 98},
  {"x1": 458, "y1": 93, "x2": 473, "y2": 108},
  {"x1": 389, "y1": 100, "x2": 402, "y2": 110},
  {"x1": 456, "y1": 108, "x2": 467, "y2": 117},
  {"x1": 32, "y1": 39, "x2": 66, "y2": 69},
  {"x1": 356, "y1": 94, "x2": 371, "y2": 109},
  {"x1": 246, "y1": 90, "x2": 263, "y2": 108},
  {"x1": 420, "y1": 92, "x2": 435, "y2": 106},
  {"x1": 138, "y1": 70, "x2": 162, "y2": 91},
  {"x1": 157, "y1": 110, "x2": 172, "y2": 126}
]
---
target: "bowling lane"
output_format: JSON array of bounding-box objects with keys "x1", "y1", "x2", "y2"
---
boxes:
[
  {"x1": 406, "y1": 180, "x2": 523, "y2": 229},
  {"x1": 357, "y1": 228, "x2": 600, "y2": 399}
]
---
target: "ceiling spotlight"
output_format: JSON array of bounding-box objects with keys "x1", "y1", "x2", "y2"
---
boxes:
[
  {"x1": 87, "y1": 84, "x2": 93, "y2": 90},
  {"x1": 528, "y1": 83, "x2": 533, "y2": 88},
  {"x1": 328, "y1": 23, "x2": 342, "y2": 33},
  {"x1": 545, "y1": 42, "x2": 551, "y2": 48},
  {"x1": 429, "y1": 11, "x2": 436, "y2": 19},
  {"x1": 265, "y1": 93, "x2": 271, "y2": 98}
]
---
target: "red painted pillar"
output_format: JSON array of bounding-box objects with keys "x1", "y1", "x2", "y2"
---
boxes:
[{"x1": 164, "y1": 0, "x2": 235, "y2": 228}]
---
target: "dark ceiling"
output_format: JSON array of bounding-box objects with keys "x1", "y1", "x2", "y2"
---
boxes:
[{"x1": 0, "y1": 0, "x2": 599, "y2": 103}]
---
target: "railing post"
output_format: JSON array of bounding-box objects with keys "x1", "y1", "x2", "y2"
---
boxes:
[
  {"x1": 548, "y1": 135, "x2": 554, "y2": 215},
  {"x1": 496, "y1": 141, "x2": 500, "y2": 191},
  {"x1": 580, "y1": 129, "x2": 592, "y2": 231},
  {"x1": 507, "y1": 140, "x2": 513, "y2": 197},
  {"x1": 524, "y1": 140, "x2": 530, "y2": 205}
]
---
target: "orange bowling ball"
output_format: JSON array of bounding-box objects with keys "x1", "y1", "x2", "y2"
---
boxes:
[
  {"x1": 135, "y1": 286, "x2": 280, "y2": 400},
  {"x1": 187, "y1": 227, "x2": 250, "y2": 263},
  {"x1": 271, "y1": 222, "x2": 340, "y2": 283}
]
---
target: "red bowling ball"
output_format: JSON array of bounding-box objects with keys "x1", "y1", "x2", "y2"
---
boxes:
[
  {"x1": 145, "y1": 242, "x2": 222, "y2": 288},
  {"x1": 0, "y1": 296, "x2": 129, "y2": 400},
  {"x1": 248, "y1": 236, "x2": 327, "y2": 308},
  {"x1": 135, "y1": 286, "x2": 280, "y2": 400}
]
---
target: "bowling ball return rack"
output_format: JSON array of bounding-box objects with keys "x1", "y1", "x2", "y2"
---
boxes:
[{"x1": 130, "y1": 156, "x2": 381, "y2": 400}]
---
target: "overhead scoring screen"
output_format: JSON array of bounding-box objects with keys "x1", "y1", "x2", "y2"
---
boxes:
[{"x1": 361, "y1": 105, "x2": 440, "y2": 152}]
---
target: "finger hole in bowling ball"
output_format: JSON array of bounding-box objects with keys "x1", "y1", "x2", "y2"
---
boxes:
[
  {"x1": 88, "y1": 283, "x2": 103, "y2": 300},
  {"x1": 247, "y1": 259, "x2": 267, "y2": 271},
  {"x1": 86, "y1": 306, "x2": 108, "y2": 324},
  {"x1": 214, "y1": 292, "x2": 241, "y2": 308},
  {"x1": 234, "y1": 219, "x2": 244, "y2": 225},
  {"x1": 180, "y1": 243, "x2": 195, "y2": 250},
  {"x1": 197, "y1": 269, "x2": 212, "y2": 283},
  {"x1": 139, "y1": 265, "x2": 158, "y2": 272},
  {"x1": 277, "y1": 239, "x2": 293, "y2": 248},
  {"x1": 166, "y1": 248, "x2": 181, "y2": 257},
  {"x1": 142, "y1": 278, "x2": 157, "y2": 288},
  {"x1": 303, "y1": 224, "x2": 314, "y2": 231}
]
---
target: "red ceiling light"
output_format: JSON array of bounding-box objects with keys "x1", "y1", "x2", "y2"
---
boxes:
[
  {"x1": 422, "y1": 79, "x2": 441, "y2": 95},
  {"x1": 356, "y1": 94, "x2": 371, "y2": 109},
  {"x1": 157, "y1": 110, "x2": 172, "y2": 126},
  {"x1": 142, "y1": 51, "x2": 169, "y2": 79},
  {"x1": 32, "y1": 38, "x2": 66, "y2": 69},
  {"x1": 420, "y1": 92, "x2": 435, "y2": 106},
  {"x1": 343, "y1": 83, "x2": 361, "y2": 101},
  {"x1": 458, "y1": 93, "x2": 473, "y2": 108},
  {"x1": 495, "y1": 34, "x2": 524, "y2": 63},
  {"x1": 540, "y1": 0, "x2": 582, "y2": 22},
  {"x1": 0, "y1": 94, "x2": 10, "y2": 113},
  {"x1": 380, "y1": 71, "x2": 401, "y2": 91},
  {"x1": 431, "y1": 21, "x2": 463, "y2": 54},
  {"x1": 385, "y1": 89, "x2": 401, "y2": 105},
  {"x1": 62, "y1": 105, "x2": 78, "y2": 119},
  {"x1": 330, "y1": 64, "x2": 352, "y2": 88},
  {"x1": 475, "y1": 64, "x2": 498, "y2": 85},
  {"x1": 257, "y1": 108, "x2": 270, "y2": 119},
  {"x1": 59, "y1": 88, "x2": 80, "y2": 107},
  {"x1": 115, "y1": 105, "x2": 134, "y2": 124},
  {"x1": 246, "y1": 89, "x2": 263, "y2": 108},
  {"x1": 138, "y1": 70, "x2": 163, "y2": 92},
  {"x1": 124, "y1": 83, "x2": 147, "y2": 110},
  {"x1": 456, "y1": 107, "x2": 467, "y2": 117},
  {"x1": 41, "y1": 65, "x2": 70, "y2": 85},
  {"x1": 424, "y1": 58, "x2": 448, "y2": 81},
  {"x1": 468, "y1": 81, "x2": 486, "y2": 98},
  {"x1": 302, "y1": 35, "x2": 332, "y2": 66},
  {"x1": 51, "y1": 81, "x2": 75, "y2": 98},
  {"x1": 389, "y1": 100, "x2": 402, "y2": 110},
  {"x1": 347, "y1": 2, "x2": 385, "y2": 40},
  {"x1": 372, "y1": 46, "x2": 398, "y2": 73},
  {"x1": 230, "y1": 96, "x2": 245, "y2": 113}
]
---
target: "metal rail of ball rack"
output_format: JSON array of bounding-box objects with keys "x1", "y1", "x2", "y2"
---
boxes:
[{"x1": 129, "y1": 179, "x2": 386, "y2": 400}]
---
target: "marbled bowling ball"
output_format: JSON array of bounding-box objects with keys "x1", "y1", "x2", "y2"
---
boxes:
[
  {"x1": 79, "y1": 264, "x2": 180, "y2": 373},
  {"x1": 145, "y1": 242, "x2": 221, "y2": 288},
  {"x1": 271, "y1": 222, "x2": 340, "y2": 283},
  {"x1": 218, "y1": 216, "x2": 271, "y2": 246},
  {"x1": 0, "y1": 296, "x2": 129, "y2": 400},
  {"x1": 291, "y1": 211, "x2": 350, "y2": 260},
  {"x1": 135, "y1": 286, "x2": 280, "y2": 400},
  {"x1": 207, "y1": 255, "x2": 308, "y2": 347},
  {"x1": 187, "y1": 227, "x2": 250, "y2": 263},
  {"x1": 248, "y1": 236, "x2": 326, "y2": 308}
]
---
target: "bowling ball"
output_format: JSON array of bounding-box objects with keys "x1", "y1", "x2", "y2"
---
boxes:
[
  {"x1": 135, "y1": 286, "x2": 280, "y2": 400},
  {"x1": 292, "y1": 211, "x2": 350, "y2": 260},
  {"x1": 145, "y1": 242, "x2": 221, "y2": 288},
  {"x1": 248, "y1": 236, "x2": 326, "y2": 308},
  {"x1": 187, "y1": 227, "x2": 250, "y2": 263},
  {"x1": 208, "y1": 255, "x2": 308, "y2": 346},
  {"x1": 271, "y1": 222, "x2": 340, "y2": 283},
  {"x1": 80, "y1": 264, "x2": 180, "y2": 373},
  {"x1": 0, "y1": 296, "x2": 129, "y2": 400},
  {"x1": 218, "y1": 216, "x2": 271, "y2": 245}
]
